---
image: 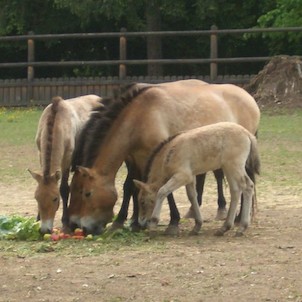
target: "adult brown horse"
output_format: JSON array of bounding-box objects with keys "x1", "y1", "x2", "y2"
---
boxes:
[
  {"x1": 28, "y1": 94, "x2": 102, "y2": 234},
  {"x1": 72, "y1": 79, "x2": 260, "y2": 235}
]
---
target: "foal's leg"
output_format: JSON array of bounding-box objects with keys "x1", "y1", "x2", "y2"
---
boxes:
[
  {"x1": 184, "y1": 173, "x2": 205, "y2": 219},
  {"x1": 185, "y1": 182, "x2": 202, "y2": 235},
  {"x1": 215, "y1": 176, "x2": 242, "y2": 236},
  {"x1": 149, "y1": 173, "x2": 191, "y2": 235},
  {"x1": 60, "y1": 169, "x2": 70, "y2": 229}
]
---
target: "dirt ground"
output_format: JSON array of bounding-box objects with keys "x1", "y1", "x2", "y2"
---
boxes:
[{"x1": 1, "y1": 158, "x2": 302, "y2": 302}]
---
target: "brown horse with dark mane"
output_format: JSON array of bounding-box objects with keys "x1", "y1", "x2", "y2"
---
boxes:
[
  {"x1": 28, "y1": 94, "x2": 102, "y2": 234},
  {"x1": 70, "y1": 79, "x2": 260, "y2": 235}
]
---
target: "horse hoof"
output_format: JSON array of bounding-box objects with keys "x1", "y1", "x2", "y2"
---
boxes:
[
  {"x1": 130, "y1": 223, "x2": 142, "y2": 233},
  {"x1": 148, "y1": 230, "x2": 157, "y2": 238},
  {"x1": 110, "y1": 221, "x2": 124, "y2": 231},
  {"x1": 62, "y1": 225, "x2": 72, "y2": 234},
  {"x1": 189, "y1": 229, "x2": 200, "y2": 236},
  {"x1": 184, "y1": 208, "x2": 195, "y2": 219},
  {"x1": 164, "y1": 225, "x2": 180, "y2": 236},
  {"x1": 215, "y1": 208, "x2": 227, "y2": 221},
  {"x1": 214, "y1": 229, "x2": 225, "y2": 236},
  {"x1": 235, "y1": 231, "x2": 244, "y2": 237}
]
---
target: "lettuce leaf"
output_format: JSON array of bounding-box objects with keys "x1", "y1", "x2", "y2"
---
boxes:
[{"x1": 0, "y1": 215, "x2": 41, "y2": 241}]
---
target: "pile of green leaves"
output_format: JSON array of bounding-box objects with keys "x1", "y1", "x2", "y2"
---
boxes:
[{"x1": 0, "y1": 215, "x2": 41, "y2": 241}]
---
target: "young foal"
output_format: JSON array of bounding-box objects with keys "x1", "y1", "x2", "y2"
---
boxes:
[
  {"x1": 134, "y1": 122, "x2": 260, "y2": 237},
  {"x1": 28, "y1": 94, "x2": 102, "y2": 234}
]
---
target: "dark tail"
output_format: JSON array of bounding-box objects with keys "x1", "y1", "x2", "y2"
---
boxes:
[{"x1": 246, "y1": 134, "x2": 261, "y2": 219}]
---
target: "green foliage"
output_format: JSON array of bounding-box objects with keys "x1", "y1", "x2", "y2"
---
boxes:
[
  {"x1": 0, "y1": 215, "x2": 41, "y2": 240},
  {"x1": 0, "y1": 0, "x2": 301, "y2": 77},
  {"x1": 256, "y1": 0, "x2": 302, "y2": 54}
]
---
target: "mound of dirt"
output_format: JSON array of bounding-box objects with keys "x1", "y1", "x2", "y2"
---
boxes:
[{"x1": 245, "y1": 55, "x2": 302, "y2": 109}]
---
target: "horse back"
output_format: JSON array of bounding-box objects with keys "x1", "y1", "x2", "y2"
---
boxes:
[
  {"x1": 150, "y1": 122, "x2": 255, "y2": 181},
  {"x1": 36, "y1": 95, "x2": 102, "y2": 173}
]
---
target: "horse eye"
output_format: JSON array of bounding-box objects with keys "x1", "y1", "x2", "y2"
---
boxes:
[{"x1": 85, "y1": 192, "x2": 92, "y2": 198}]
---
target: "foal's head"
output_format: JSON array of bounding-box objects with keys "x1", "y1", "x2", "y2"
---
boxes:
[
  {"x1": 28, "y1": 169, "x2": 61, "y2": 234},
  {"x1": 133, "y1": 180, "x2": 157, "y2": 228},
  {"x1": 76, "y1": 166, "x2": 117, "y2": 235}
]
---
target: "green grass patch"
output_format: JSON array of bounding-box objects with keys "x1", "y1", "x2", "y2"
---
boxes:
[
  {"x1": 258, "y1": 109, "x2": 302, "y2": 186},
  {"x1": 0, "y1": 107, "x2": 42, "y2": 146}
]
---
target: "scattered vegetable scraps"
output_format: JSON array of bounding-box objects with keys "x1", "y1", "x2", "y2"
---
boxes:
[{"x1": 0, "y1": 215, "x2": 41, "y2": 241}]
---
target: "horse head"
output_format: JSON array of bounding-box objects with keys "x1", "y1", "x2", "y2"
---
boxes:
[
  {"x1": 28, "y1": 169, "x2": 61, "y2": 234},
  {"x1": 76, "y1": 166, "x2": 117, "y2": 235},
  {"x1": 133, "y1": 179, "x2": 157, "y2": 228}
]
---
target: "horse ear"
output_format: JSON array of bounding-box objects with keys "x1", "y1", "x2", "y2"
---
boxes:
[
  {"x1": 28, "y1": 169, "x2": 42, "y2": 183},
  {"x1": 133, "y1": 179, "x2": 152, "y2": 193},
  {"x1": 53, "y1": 170, "x2": 61, "y2": 182},
  {"x1": 77, "y1": 166, "x2": 92, "y2": 178}
]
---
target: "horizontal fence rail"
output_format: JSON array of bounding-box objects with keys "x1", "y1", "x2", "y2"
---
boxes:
[{"x1": 0, "y1": 26, "x2": 302, "y2": 106}]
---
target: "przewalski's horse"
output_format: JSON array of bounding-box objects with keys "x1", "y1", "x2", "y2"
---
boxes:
[
  {"x1": 134, "y1": 122, "x2": 260, "y2": 237},
  {"x1": 28, "y1": 94, "x2": 102, "y2": 234},
  {"x1": 73, "y1": 79, "x2": 260, "y2": 235}
]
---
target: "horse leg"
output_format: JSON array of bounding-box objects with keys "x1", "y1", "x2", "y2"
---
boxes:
[
  {"x1": 111, "y1": 167, "x2": 134, "y2": 231},
  {"x1": 184, "y1": 173, "x2": 205, "y2": 219},
  {"x1": 60, "y1": 169, "x2": 70, "y2": 230},
  {"x1": 185, "y1": 182, "x2": 202, "y2": 235},
  {"x1": 215, "y1": 175, "x2": 242, "y2": 236},
  {"x1": 213, "y1": 169, "x2": 227, "y2": 220},
  {"x1": 236, "y1": 165, "x2": 257, "y2": 223},
  {"x1": 150, "y1": 173, "x2": 190, "y2": 236},
  {"x1": 164, "y1": 193, "x2": 181, "y2": 236},
  {"x1": 236, "y1": 176, "x2": 254, "y2": 236},
  {"x1": 129, "y1": 186, "x2": 142, "y2": 232}
]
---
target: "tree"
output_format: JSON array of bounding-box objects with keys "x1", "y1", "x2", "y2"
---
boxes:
[{"x1": 256, "y1": 0, "x2": 302, "y2": 54}]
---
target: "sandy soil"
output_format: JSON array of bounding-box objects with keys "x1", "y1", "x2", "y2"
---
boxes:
[{"x1": 0, "y1": 163, "x2": 302, "y2": 302}]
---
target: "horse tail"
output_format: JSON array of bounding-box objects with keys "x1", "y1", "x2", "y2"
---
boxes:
[
  {"x1": 245, "y1": 134, "x2": 261, "y2": 220},
  {"x1": 44, "y1": 96, "x2": 62, "y2": 182}
]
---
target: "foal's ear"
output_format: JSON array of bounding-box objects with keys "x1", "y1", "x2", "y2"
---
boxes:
[
  {"x1": 51, "y1": 170, "x2": 61, "y2": 182},
  {"x1": 133, "y1": 179, "x2": 152, "y2": 193},
  {"x1": 28, "y1": 169, "x2": 42, "y2": 183}
]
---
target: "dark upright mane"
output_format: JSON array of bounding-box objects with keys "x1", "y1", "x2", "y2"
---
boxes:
[
  {"x1": 143, "y1": 133, "x2": 180, "y2": 182},
  {"x1": 44, "y1": 96, "x2": 62, "y2": 183},
  {"x1": 71, "y1": 83, "x2": 152, "y2": 170}
]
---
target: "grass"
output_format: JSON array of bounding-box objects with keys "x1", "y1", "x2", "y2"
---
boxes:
[
  {"x1": 258, "y1": 110, "x2": 302, "y2": 186},
  {"x1": 0, "y1": 107, "x2": 42, "y2": 146},
  {"x1": 0, "y1": 107, "x2": 302, "y2": 256}
]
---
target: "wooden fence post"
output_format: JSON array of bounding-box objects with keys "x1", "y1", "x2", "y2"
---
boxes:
[
  {"x1": 210, "y1": 25, "x2": 218, "y2": 82},
  {"x1": 119, "y1": 28, "x2": 127, "y2": 80},
  {"x1": 27, "y1": 31, "x2": 35, "y2": 104}
]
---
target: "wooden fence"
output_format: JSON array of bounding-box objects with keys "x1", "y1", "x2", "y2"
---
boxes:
[{"x1": 0, "y1": 26, "x2": 302, "y2": 106}]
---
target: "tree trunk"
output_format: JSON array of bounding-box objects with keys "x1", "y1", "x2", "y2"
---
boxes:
[{"x1": 145, "y1": 0, "x2": 163, "y2": 76}]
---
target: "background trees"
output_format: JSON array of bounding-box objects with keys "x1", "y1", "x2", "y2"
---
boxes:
[{"x1": 0, "y1": 0, "x2": 301, "y2": 79}]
